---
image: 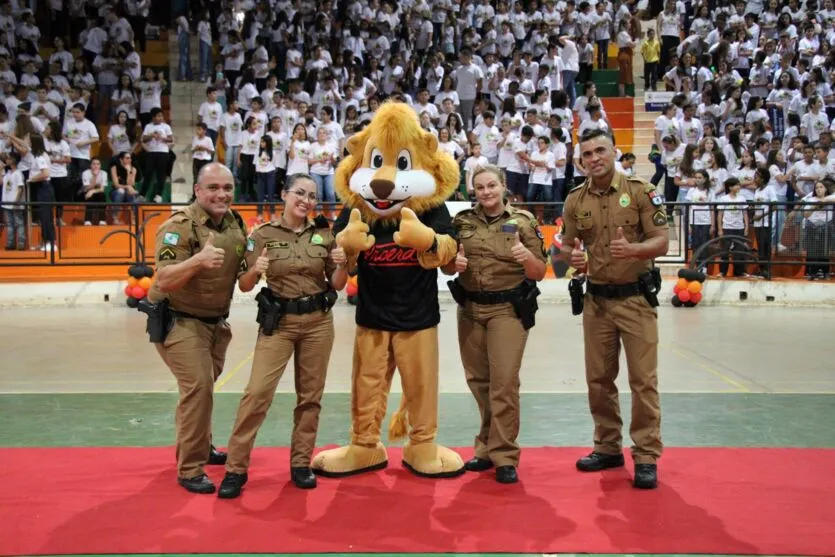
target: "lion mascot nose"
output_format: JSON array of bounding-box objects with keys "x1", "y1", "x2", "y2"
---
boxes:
[{"x1": 370, "y1": 166, "x2": 396, "y2": 199}]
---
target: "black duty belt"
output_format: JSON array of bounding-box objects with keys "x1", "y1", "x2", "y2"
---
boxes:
[
  {"x1": 279, "y1": 291, "x2": 335, "y2": 314},
  {"x1": 587, "y1": 281, "x2": 642, "y2": 299},
  {"x1": 171, "y1": 310, "x2": 229, "y2": 324},
  {"x1": 464, "y1": 284, "x2": 525, "y2": 305}
]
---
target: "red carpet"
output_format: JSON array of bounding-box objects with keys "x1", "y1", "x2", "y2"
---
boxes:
[{"x1": 1, "y1": 447, "x2": 833, "y2": 556}]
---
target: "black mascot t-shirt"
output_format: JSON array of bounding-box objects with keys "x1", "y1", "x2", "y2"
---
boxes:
[{"x1": 334, "y1": 205, "x2": 455, "y2": 332}]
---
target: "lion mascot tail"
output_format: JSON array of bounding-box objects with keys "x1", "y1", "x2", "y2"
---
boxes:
[{"x1": 388, "y1": 395, "x2": 409, "y2": 442}]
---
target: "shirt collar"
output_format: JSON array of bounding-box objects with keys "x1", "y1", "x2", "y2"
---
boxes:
[
  {"x1": 189, "y1": 202, "x2": 234, "y2": 231},
  {"x1": 277, "y1": 215, "x2": 313, "y2": 233},
  {"x1": 473, "y1": 200, "x2": 513, "y2": 221},
  {"x1": 587, "y1": 171, "x2": 624, "y2": 196}
]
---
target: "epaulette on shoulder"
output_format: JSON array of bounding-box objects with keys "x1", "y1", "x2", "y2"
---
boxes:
[
  {"x1": 253, "y1": 221, "x2": 273, "y2": 232},
  {"x1": 567, "y1": 183, "x2": 585, "y2": 195},
  {"x1": 167, "y1": 210, "x2": 190, "y2": 225},
  {"x1": 513, "y1": 208, "x2": 537, "y2": 222}
]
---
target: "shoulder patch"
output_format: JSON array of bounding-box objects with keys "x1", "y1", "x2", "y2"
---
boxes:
[
  {"x1": 652, "y1": 210, "x2": 667, "y2": 226},
  {"x1": 246, "y1": 238, "x2": 255, "y2": 252},
  {"x1": 162, "y1": 232, "x2": 180, "y2": 246},
  {"x1": 239, "y1": 258, "x2": 248, "y2": 272},
  {"x1": 158, "y1": 247, "x2": 176, "y2": 261}
]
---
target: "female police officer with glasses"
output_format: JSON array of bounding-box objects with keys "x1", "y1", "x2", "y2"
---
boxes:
[
  {"x1": 219, "y1": 173, "x2": 348, "y2": 498},
  {"x1": 442, "y1": 164, "x2": 547, "y2": 484}
]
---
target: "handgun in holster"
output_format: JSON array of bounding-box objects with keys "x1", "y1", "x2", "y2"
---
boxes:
[
  {"x1": 137, "y1": 298, "x2": 173, "y2": 343},
  {"x1": 255, "y1": 287, "x2": 284, "y2": 335},
  {"x1": 447, "y1": 278, "x2": 467, "y2": 306},
  {"x1": 322, "y1": 289, "x2": 338, "y2": 312},
  {"x1": 638, "y1": 268, "x2": 662, "y2": 308},
  {"x1": 568, "y1": 274, "x2": 586, "y2": 316},
  {"x1": 510, "y1": 280, "x2": 541, "y2": 331}
]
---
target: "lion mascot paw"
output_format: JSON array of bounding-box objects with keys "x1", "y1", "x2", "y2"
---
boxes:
[{"x1": 311, "y1": 101, "x2": 465, "y2": 479}]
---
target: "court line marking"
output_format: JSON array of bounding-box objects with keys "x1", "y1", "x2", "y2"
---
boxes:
[
  {"x1": 665, "y1": 344, "x2": 751, "y2": 393},
  {"x1": 214, "y1": 351, "x2": 254, "y2": 392}
]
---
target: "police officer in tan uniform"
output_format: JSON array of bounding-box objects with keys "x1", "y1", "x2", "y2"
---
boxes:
[
  {"x1": 560, "y1": 129, "x2": 669, "y2": 490},
  {"x1": 443, "y1": 164, "x2": 547, "y2": 484},
  {"x1": 149, "y1": 162, "x2": 247, "y2": 494},
  {"x1": 218, "y1": 174, "x2": 348, "y2": 498}
]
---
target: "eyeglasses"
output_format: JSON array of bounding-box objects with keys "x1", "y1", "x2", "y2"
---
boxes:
[{"x1": 289, "y1": 189, "x2": 318, "y2": 201}]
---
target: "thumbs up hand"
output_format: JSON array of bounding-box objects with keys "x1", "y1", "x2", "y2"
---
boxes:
[
  {"x1": 454, "y1": 243, "x2": 468, "y2": 273},
  {"x1": 198, "y1": 232, "x2": 226, "y2": 269},
  {"x1": 570, "y1": 237, "x2": 587, "y2": 271},
  {"x1": 336, "y1": 208, "x2": 375, "y2": 255},
  {"x1": 254, "y1": 247, "x2": 270, "y2": 275},
  {"x1": 610, "y1": 226, "x2": 633, "y2": 259},
  {"x1": 510, "y1": 231, "x2": 530, "y2": 264}
]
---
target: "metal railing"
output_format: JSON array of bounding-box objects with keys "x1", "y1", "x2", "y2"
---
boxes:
[{"x1": 1, "y1": 200, "x2": 833, "y2": 278}]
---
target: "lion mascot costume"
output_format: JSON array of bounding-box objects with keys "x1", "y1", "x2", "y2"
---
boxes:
[{"x1": 311, "y1": 101, "x2": 465, "y2": 479}]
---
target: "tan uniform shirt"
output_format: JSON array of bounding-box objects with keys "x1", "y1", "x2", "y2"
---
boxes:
[
  {"x1": 150, "y1": 202, "x2": 247, "y2": 317},
  {"x1": 244, "y1": 217, "x2": 337, "y2": 299},
  {"x1": 453, "y1": 203, "x2": 547, "y2": 292},
  {"x1": 562, "y1": 172, "x2": 668, "y2": 285}
]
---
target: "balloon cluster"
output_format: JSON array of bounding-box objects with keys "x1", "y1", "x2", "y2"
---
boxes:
[
  {"x1": 346, "y1": 273, "x2": 359, "y2": 305},
  {"x1": 124, "y1": 264, "x2": 155, "y2": 308},
  {"x1": 672, "y1": 269, "x2": 705, "y2": 307}
]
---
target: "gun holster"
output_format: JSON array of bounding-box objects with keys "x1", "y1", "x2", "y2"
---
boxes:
[
  {"x1": 638, "y1": 268, "x2": 662, "y2": 308},
  {"x1": 568, "y1": 275, "x2": 586, "y2": 316},
  {"x1": 447, "y1": 279, "x2": 467, "y2": 306},
  {"x1": 255, "y1": 287, "x2": 284, "y2": 335},
  {"x1": 137, "y1": 298, "x2": 173, "y2": 343},
  {"x1": 510, "y1": 280, "x2": 541, "y2": 331}
]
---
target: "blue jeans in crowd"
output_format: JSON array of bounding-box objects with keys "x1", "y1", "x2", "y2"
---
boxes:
[
  {"x1": 4, "y1": 208, "x2": 25, "y2": 249},
  {"x1": 256, "y1": 170, "x2": 277, "y2": 214},
  {"x1": 178, "y1": 31, "x2": 191, "y2": 80},
  {"x1": 224, "y1": 145, "x2": 241, "y2": 180},
  {"x1": 312, "y1": 173, "x2": 335, "y2": 203}
]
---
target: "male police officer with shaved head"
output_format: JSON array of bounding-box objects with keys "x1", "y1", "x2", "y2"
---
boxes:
[
  {"x1": 561, "y1": 129, "x2": 669, "y2": 489},
  {"x1": 147, "y1": 162, "x2": 247, "y2": 494}
]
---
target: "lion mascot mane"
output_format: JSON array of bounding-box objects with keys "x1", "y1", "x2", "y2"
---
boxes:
[{"x1": 311, "y1": 101, "x2": 465, "y2": 478}]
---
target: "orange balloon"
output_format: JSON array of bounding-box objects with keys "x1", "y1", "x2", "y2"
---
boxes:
[
  {"x1": 138, "y1": 277, "x2": 152, "y2": 290},
  {"x1": 687, "y1": 281, "x2": 702, "y2": 294},
  {"x1": 127, "y1": 276, "x2": 139, "y2": 287},
  {"x1": 677, "y1": 278, "x2": 688, "y2": 290}
]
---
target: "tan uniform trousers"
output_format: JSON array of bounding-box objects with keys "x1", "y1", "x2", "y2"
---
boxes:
[
  {"x1": 458, "y1": 301, "x2": 528, "y2": 467},
  {"x1": 351, "y1": 326, "x2": 439, "y2": 447},
  {"x1": 582, "y1": 293, "x2": 662, "y2": 464},
  {"x1": 226, "y1": 310, "x2": 334, "y2": 472},
  {"x1": 156, "y1": 317, "x2": 233, "y2": 479}
]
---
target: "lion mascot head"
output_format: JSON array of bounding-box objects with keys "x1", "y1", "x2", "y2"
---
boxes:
[{"x1": 334, "y1": 101, "x2": 460, "y2": 224}]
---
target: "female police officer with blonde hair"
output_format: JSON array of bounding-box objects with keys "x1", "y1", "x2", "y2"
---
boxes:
[
  {"x1": 218, "y1": 173, "x2": 348, "y2": 498},
  {"x1": 442, "y1": 164, "x2": 547, "y2": 484}
]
